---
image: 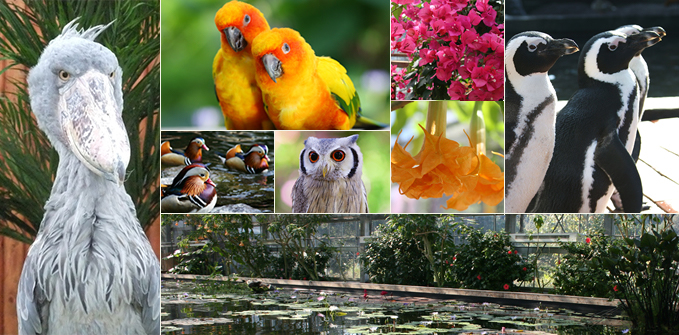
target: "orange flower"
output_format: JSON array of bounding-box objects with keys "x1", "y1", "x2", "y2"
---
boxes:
[{"x1": 392, "y1": 124, "x2": 504, "y2": 211}]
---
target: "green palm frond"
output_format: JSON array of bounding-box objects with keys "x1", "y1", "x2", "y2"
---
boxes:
[{"x1": 0, "y1": 0, "x2": 160, "y2": 243}]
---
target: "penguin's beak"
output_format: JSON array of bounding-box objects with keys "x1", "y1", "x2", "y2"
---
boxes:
[
  {"x1": 627, "y1": 31, "x2": 661, "y2": 50},
  {"x1": 59, "y1": 69, "x2": 130, "y2": 185},
  {"x1": 643, "y1": 26, "x2": 666, "y2": 39},
  {"x1": 544, "y1": 38, "x2": 579, "y2": 56},
  {"x1": 224, "y1": 27, "x2": 246, "y2": 53},
  {"x1": 262, "y1": 53, "x2": 283, "y2": 83}
]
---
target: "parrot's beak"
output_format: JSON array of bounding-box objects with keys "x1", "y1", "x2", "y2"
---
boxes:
[
  {"x1": 59, "y1": 69, "x2": 130, "y2": 185},
  {"x1": 224, "y1": 27, "x2": 246, "y2": 53},
  {"x1": 262, "y1": 53, "x2": 283, "y2": 83}
]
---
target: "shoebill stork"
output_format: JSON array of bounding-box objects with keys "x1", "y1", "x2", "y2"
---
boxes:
[{"x1": 16, "y1": 19, "x2": 160, "y2": 334}]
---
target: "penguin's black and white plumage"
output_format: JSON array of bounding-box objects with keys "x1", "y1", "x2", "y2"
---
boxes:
[
  {"x1": 528, "y1": 30, "x2": 662, "y2": 213},
  {"x1": 609, "y1": 25, "x2": 665, "y2": 211},
  {"x1": 505, "y1": 32, "x2": 579, "y2": 213}
]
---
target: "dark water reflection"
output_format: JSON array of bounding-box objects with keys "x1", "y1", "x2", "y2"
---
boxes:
[
  {"x1": 548, "y1": 33, "x2": 679, "y2": 100},
  {"x1": 161, "y1": 131, "x2": 274, "y2": 213},
  {"x1": 161, "y1": 281, "x2": 628, "y2": 335}
]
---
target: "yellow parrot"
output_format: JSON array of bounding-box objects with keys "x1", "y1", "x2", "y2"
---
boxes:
[
  {"x1": 251, "y1": 27, "x2": 382, "y2": 130},
  {"x1": 213, "y1": 0, "x2": 274, "y2": 130}
]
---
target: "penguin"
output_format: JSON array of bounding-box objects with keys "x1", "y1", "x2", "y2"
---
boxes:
[
  {"x1": 505, "y1": 32, "x2": 579, "y2": 213},
  {"x1": 609, "y1": 25, "x2": 665, "y2": 211},
  {"x1": 528, "y1": 30, "x2": 662, "y2": 213}
]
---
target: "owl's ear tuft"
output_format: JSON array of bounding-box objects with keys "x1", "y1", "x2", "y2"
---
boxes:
[{"x1": 347, "y1": 134, "x2": 359, "y2": 144}]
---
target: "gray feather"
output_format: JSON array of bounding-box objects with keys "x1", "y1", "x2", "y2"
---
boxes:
[
  {"x1": 291, "y1": 135, "x2": 369, "y2": 213},
  {"x1": 18, "y1": 18, "x2": 159, "y2": 335}
]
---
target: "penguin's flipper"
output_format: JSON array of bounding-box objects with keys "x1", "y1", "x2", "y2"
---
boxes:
[
  {"x1": 594, "y1": 132, "x2": 643, "y2": 213},
  {"x1": 631, "y1": 131, "x2": 641, "y2": 163}
]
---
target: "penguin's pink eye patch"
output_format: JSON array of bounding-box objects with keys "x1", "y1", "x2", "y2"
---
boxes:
[
  {"x1": 607, "y1": 37, "x2": 626, "y2": 51},
  {"x1": 524, "y1": 37, "x2": 547, "y2": 52}
]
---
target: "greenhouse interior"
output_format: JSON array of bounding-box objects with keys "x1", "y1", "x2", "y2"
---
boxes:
[{"x1": 160, "y1": 214, "x2": 679, "y2": 334}]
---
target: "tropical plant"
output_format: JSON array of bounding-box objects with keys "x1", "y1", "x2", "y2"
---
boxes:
[
  {"x1": 447, "y1": 225, "x2": 533, "y2": 291},
  {"x1": 552, "y1": 230, "x2": 619, "y2": 298},
  {"x1": 391, "y1": 102, "x2": 504, "y2": 213},
  {"x1": 601, "y1": 216, "x2": 679, "y2": 334},
  {"x1": 165, "y1": 245, "x2": 224, "y2": 276},
  {"x1": 391, "y1": 0, "x2": 504, "y2": 100},
  {"x1": 361, "y1": 216, "x2": 435, "y2": 286},
  {"x1": 0, "y1": 0, "x2": 160, "y2": 243},
  {"x1": 264, "y1": 214, "x2": 336, "y2": 281}
]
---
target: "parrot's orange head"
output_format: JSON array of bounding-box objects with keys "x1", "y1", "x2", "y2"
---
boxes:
[
  {"x1": 251, "y1": 27, "x2": 316, "y2": 85},
  {"x1": 215, "y1": 1, "x2": 270, "y2": 54}
]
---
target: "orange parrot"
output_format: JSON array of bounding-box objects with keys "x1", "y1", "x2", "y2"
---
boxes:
[
  {"x1": 213, "y1": 0, "x2": 274, "y2": 130},
  {"x1": 251, "y1": 27, "x2": 382, "y2": 130}
]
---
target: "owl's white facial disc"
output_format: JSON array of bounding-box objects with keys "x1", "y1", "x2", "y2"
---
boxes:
[{"x1": 299, "y1": 135, "x2": 363, "y2": 181}]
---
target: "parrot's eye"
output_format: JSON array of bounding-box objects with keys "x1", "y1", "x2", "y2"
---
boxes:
[
  {"x1": 309, "y1": 151, "x2": 319, "y2": 163},
  {"x1": 331, "y1": 150, "x2": 345, "y2": 162},
  {"x1": 58, "y1": 70, "x2": 70, "y2": 81},
  {"x1": 243, "y1": 14, "x2": 251, "y2": 26},
  {"x1": 282, "y1": 43, "x2": 290, "y2": 54}
]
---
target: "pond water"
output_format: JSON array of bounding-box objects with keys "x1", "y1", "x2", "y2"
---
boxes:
[
  {"x1": 161, "y1": 281, "x2": 630, "y2": 335},
  {"x1": 161, "y1": 131, "x2": 274, "y2": 213}
]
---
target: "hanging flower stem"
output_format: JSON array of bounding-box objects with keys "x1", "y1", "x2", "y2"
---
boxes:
[
  {"x1": 425, "y1": 101, "x2": 447, "y2": 138},
  {"x1": 470, "y1": 101, "x2": 486, "y2": 156}
]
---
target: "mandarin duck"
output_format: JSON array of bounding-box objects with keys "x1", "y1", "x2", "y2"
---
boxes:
[
  {"x1": 161, "y1": 137, "x2": 209, "y2": 166},
  {"x1": 218, "y1": 144, "x2": 270, "y2": 174},
  {"x1": 161, "y1": 163, "x2": 217, "y2": 213}
]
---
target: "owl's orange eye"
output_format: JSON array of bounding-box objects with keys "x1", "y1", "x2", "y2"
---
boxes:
[
  {"x1": 309, "y1": 151, "x2": 319, "y2": 163},
  {"x1": 331, "y1": 150, "x2": 345, "y2": 162}
]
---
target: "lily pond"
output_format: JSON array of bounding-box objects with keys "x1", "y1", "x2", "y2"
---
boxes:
[
  {"x1": 161, "y1": 281, "x2": 630, "y2": 335},
  {"x1": 161, "y1": 131, "x2": 274, "y2": 213}
]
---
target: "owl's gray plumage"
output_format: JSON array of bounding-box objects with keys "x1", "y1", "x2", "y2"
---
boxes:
[
  {"x1": 17, "y1": 19, "x2": 159, "y2": 335},
  {"x1": 291, "y1": 135, "x2": 369, "y2": 213}
]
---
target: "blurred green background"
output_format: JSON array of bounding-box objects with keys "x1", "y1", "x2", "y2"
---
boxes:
[
  {"x1": 275, "y1": 131, "x2": 390, "y2": 213},
  {"x1": 161, "y1": 0, "x2": 390, "y2": 129},
  {"x1": 391, "y1": 101, "x2": 504, "y2": 213}
]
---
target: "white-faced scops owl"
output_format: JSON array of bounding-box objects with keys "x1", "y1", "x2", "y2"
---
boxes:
[{"x1": 291, "y1": 135, "x2": 369, "y2": 213}]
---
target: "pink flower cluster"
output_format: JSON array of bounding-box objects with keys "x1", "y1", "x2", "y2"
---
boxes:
[
  {"x1": 391, "y1": 64, "x2": 412, "y2": 100},
  {"x1": 391, "y1": 0, "x2": 504, "y2": 101}
]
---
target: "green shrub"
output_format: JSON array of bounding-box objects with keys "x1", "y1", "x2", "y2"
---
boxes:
[
  {"x1": 361, "y1": 217, "x2": 434, "y2": 286},
  {"x1": 446, "y1": 227, "x2": 533, "y2": 291},
  {"x1": 165, "y1": 246, "x2": 223, "y2": 276},
  {"x1": 553, "y1": 231, "x2": 618, "y2": 298},
  {"x1": 601, "y1": 228, "x2": 679, "y2": 334},
  {"x1": 270, "y1": 243, "x2": 334, "y2": 281}
]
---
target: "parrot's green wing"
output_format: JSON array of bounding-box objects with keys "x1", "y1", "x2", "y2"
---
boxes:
[{"x1": 317, "y1": 56, "x2": 360, "y2": 120}]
